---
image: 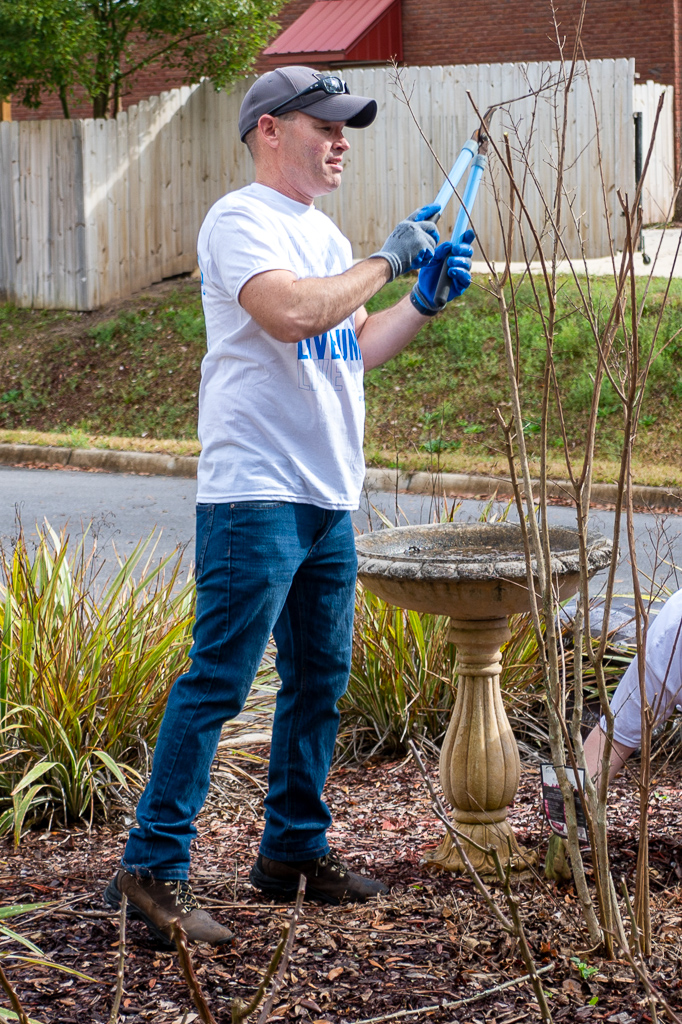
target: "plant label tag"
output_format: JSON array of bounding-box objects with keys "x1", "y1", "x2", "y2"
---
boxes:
[{"x1": 540, "y1": 763, "x2": 588, "y2": 842}]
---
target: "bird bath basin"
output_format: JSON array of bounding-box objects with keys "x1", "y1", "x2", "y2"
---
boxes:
[{"x1": 356, "y1": 522, "x2": 612, "y2": 877}]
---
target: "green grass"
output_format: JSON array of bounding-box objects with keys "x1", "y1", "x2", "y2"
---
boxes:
[
  {"x1": 0, "y1": 282, "x2": 204, "y2": 440},
  {"x1": 2, "y1": 274, "x2": 682, "y2": 484},
  {"x1": 363, "y1": 276, "x2": 682, "y2": 479}
]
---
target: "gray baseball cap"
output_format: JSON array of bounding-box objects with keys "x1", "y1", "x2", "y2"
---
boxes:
[{"x1": 239, "y1": 66, "x2": 377, "y2": 142}]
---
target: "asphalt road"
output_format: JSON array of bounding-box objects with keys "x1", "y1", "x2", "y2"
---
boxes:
[{"x1": 2, "y1": 465, "x2": 681, "y2": 628}]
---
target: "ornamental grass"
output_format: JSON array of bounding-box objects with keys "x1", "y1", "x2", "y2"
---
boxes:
[{"x1": 0, "y1": 522, "x2": 195, "y2": 843}]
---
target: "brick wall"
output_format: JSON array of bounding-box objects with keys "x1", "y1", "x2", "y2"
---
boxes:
[
  {"x1": 399, "y1": 0, "x2": 674, "y2": 83},
  {"x1": 256, "y1": 0, "x2": 675, "y2": 82},
  {"x1": 397, "y1": 0, "x2": 680, "y2": 185}
]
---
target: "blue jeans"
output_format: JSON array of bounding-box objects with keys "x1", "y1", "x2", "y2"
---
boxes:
[{"x1": 123, "y1": 501, "x2": 357, "y2": 880}]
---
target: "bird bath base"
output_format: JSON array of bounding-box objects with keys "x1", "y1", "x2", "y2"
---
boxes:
[
  {"x1": 423, "y1": 617, "x2": 537, "y2": 879},
  {"x1": 424, "y1": 822, "x2": 532, "y2": 878},
  {"x1": 355, "y1": 522, "x2": 612, "y2": 882}
]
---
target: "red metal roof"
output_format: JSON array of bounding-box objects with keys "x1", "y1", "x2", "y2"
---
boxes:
[{"x1": 264, "y1": 0, "x2": 401, "y2": 62}]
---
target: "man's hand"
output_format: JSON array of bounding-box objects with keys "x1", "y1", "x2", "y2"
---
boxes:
[
  {"x1": 369, "y1": 204, "x2": 440, "y2": 281},
  {"x1": 409, "y1": 229, "x2": 474, "y2": 316}
]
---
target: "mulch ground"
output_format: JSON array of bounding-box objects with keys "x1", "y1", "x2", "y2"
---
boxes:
[{"x1": 2, "y1": 753, "x2": 682, "y2": 1024}]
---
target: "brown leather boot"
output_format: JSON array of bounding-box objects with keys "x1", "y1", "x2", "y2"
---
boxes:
[
  {"x1": 104, "y1": 869, "x2": 234, "y2": 946},
  {"x1": 250, "y1": 850, "x2": 389, "y2": 905}
]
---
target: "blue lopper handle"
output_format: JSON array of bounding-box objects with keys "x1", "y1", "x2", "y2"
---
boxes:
[
  {"x1": 433, "y1": 152, "x2": 487, "y2": 305},
  {"x1": 431, "y1": 139, "x2": 478, "y2": 222}
]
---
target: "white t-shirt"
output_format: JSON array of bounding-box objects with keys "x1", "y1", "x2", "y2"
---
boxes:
[
  {"x1": 604, "y1": 589, "x2": 682, "y2": 747},
  {"x1": 196, "y1": 183, "x2": 365, "y2": 509}
]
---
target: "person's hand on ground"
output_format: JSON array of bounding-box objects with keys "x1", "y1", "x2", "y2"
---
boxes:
[
  {"x1": 409, "y1": 228, "x2": 474, "y2": 316},
  {"x1": 370, "y1": 204, "x2": 440, "y2": 280}
]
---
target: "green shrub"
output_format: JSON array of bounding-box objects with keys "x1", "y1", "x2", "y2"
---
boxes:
[
  {"x1": 341, "y1": 585, "x2": 559, "y2": 760},
  {"x1": 339, "y1": 586, "x2": 457, "y2": 759},
  {"x1": 0, "y1": 523, "x2": 195, "y2": 842}
]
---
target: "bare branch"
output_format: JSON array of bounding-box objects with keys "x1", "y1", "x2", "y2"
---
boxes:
[
  {"x1": 256, "y1": 874, "x2": 307, "y2": 1024},
  {"x1": 0, "y1": 963, "x2": 31, "y2": 1024},
  {"x1": 108, "y1": 893, "x2": 127, "y2": 1024},
  {"x1": 349, "y1": 963, "x2": 556, "y2": 1024},
  {"x1": 171, "y1": 921, "x2": 218, "y2": 1024},
  {"x1": 407, "y1": 740, "x2": 514, "y2": 934}
]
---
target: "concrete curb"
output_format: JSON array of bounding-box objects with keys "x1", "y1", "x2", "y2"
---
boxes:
[
  {"x1": 363, "y1": 468, "x2": 682, "y2": 509},
  {"x1": 2, "y1": 443, "x2": 681, "y2": 509},
  {"x1": 0, "y1": 443, "x2": 199, "y2": 478}
]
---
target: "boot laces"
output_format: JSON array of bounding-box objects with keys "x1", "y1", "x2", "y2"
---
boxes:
[
  {"x1": 164, "y1": 880, "x2": 199, "y2": 914},
  {"x1": 316, "y1": 851, "x2": 347, "y2": 878}
]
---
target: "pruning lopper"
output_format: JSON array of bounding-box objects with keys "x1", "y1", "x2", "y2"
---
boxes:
[{"x1": 429, "y1": 107, "x2": 493, "y2": 305}]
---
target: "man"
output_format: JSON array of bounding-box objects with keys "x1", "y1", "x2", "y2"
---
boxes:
[
  {"x1": 584, "y1": 589, "x2": 682, "y2": 783},
  {"x1": 104, "y1": 66, "x2": 475, "y2": 945}
]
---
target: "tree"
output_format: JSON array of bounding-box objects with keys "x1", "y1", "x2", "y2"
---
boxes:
[
  {"x1": 0, "y1": 0, "x2": 284, "y2": 120},
  {"x1": 0, "y1": 2, "x2": 89, "y2": 118}
]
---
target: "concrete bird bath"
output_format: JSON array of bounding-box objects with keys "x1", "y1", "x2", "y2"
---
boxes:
[{"x1": 355, "y1": 522, "x2": 612, "y2": 878}]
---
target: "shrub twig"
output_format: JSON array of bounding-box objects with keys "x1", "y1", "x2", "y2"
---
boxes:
[
  {"x1": 228, "y1": 874, "x2": 307, "y2": 1024},
  {"x1": 407, "y1": 741, "x2": 513, "y2": 932},
  {"x1": 256, "y1": 873, "x2": 306, "y2": 1024},
  {"x1": 408, "y1": 742, "x2": 553, "y2": 1020},
  {"x1": 619, "y1": 879, "x2": 669, "y2": 1024},
  {"x1": 171, "y1": 920, "x2": 217, "y2": 1024},
  {"x1": 0, "y1": 962, "x2": 31, "y2": 1024},
  {"x1": 349, "y1": 962, "x2": 555, "y2": 1024},
  {"x1": 490, "y1": 847, "x2": 552, "y2": 1022},
  {"x1": 108, "y1": 893, "x2": 127, "y2": 1024}
]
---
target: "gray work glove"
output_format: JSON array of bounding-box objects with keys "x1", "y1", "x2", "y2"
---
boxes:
[{"x1": 369, "y1": 204, "x2": 440, "y2": 280}]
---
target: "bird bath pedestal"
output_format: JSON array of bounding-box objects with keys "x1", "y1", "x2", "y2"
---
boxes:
[{"x1": 355, "y1": 522, "x2": 611, "y2": 878}]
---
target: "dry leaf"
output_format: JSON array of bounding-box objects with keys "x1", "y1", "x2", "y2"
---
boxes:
[
  {"x1": 562, "y1": 978, "x2": 583, "y2": 997},
  {"x1": 299, "y1": 999, "x2": 322, "y2": 1014}
]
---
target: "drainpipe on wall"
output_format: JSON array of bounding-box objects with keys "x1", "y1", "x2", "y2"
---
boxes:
[
  {"x1": 673, "y1": 0, "x2": 682, "y2": 219},
  {"x1": 0, "y1": 98, "x2": 11, "y2": 121}
]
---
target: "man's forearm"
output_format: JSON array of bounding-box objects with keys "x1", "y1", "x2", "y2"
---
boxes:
[
  {"x1": 583, "y1": 726, "x2": 635, "y2": 785},
  {"x1": 240, "y1": 258, "x2": 391, "y2": 343},
  {"x1": 356, "y1": 293, "x2": 428, "y2": 371}
]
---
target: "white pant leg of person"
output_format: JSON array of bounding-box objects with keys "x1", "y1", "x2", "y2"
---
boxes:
[{"x1": 584, "y1": 589, "x2": 682, "y2": 782}]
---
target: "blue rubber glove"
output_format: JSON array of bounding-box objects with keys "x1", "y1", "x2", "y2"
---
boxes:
[
  {"x1": 369, "y1": 204, "x2": 440, "y2": 280},
  {"x1": 409, "y1": 229, "x2": 475, "y2": 316}
]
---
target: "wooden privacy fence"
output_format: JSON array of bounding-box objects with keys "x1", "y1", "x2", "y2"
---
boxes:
[
  {"x1": 0, "y1": 57, "x2": 669, "y2": 310},
  {"x1": 0, "y1": 83, "x2": 248, "y2": 310}
]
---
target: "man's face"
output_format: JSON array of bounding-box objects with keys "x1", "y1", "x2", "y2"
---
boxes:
[{"x1": 267, "y1": 111, "x2": 350, "y2": 203}]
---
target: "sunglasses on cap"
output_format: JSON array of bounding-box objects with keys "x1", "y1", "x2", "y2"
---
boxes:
[{"x1": 268, "y1": 74, "x2": 350, "y2": 117}]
